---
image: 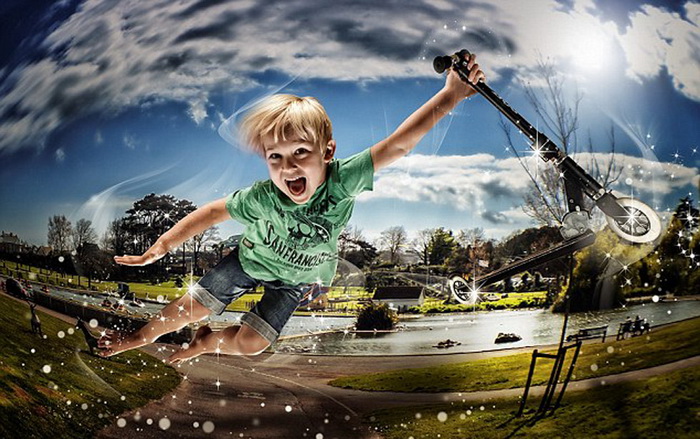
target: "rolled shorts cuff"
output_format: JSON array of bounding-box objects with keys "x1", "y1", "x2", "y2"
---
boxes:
[
  {"x1": 240, "y1": 312, "x2": 279, "y2": 344},
  {"x1": 189, "y1": 283, "x2": 226, "y2": 315}
]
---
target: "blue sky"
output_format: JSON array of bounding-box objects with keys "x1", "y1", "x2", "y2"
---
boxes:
[{"x1": 0, "y1": 0, "x2": 698, "y2": 246}]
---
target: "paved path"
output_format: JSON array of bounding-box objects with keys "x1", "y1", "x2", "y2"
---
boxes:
[
  {"x1": 94, "y1": 342, "x2": 700, "y2": 439},
  {"x1": 6, "y1": 292, "x2": 697, "y2": 439}
]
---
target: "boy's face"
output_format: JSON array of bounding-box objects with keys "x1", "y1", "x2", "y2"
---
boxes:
[{"x1": 263, "y1": 136, "x2": 336, "y2": 204}]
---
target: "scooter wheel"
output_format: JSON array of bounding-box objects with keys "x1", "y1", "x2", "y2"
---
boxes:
[
  {"x1": 605, "y1": 197, "x2": 662, "y2": 244},
  {"x1": 449, "y1": 275, "x2": 475, "y2": 305}
]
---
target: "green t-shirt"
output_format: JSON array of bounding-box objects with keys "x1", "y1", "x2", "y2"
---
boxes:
[{"x1": 225, "y1": 148, "x2": 374, "y2": 286}]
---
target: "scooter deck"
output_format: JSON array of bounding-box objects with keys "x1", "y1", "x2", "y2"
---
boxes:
[{"x1": 473, "y1": 230, "x2": 596, "y2": 288}]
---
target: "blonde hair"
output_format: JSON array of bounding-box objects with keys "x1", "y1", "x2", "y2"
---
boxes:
[{"x1": 238, "y1": 94, "x2": 333, "y2": 155}]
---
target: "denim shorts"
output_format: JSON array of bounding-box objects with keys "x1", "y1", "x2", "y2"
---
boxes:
[{"x1": 188, "y1": 247, "x2": 314, "y2": 344}]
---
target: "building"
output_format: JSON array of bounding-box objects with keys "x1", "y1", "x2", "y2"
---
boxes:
[
  {"x1": 372, "y1": 286, "x2": 425, "y2": 312},
  {"x1": 0, "y1": 231, "x2": 25, "y2": 253}
]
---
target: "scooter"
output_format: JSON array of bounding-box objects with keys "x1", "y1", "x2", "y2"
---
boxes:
[{"x1": 434, "y1": 50, "x2": 662, "y2": 303}]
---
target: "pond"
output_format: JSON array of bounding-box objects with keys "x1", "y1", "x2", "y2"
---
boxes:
[
  {"x1": 35, "y1": 281, "x2": 700, "y2": 355},
  {"x1": 274, "y1": 300, "x2": 700, "y2": 355}
]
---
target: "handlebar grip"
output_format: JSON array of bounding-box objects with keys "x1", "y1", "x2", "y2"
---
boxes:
[
  {"x1": 433, "y1": 49, "x2": 472, "y2": 73},
  {"x1": 432, "y1": 55, "x2": 453, "y2": 73}
]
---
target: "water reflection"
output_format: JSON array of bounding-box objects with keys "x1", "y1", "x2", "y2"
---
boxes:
[
  {"x1": 35, "y1": 283, "x2": 699, "y2": 356},
  {"x1": 275, "y1": 300, "x2": 700, "y2": 355}
]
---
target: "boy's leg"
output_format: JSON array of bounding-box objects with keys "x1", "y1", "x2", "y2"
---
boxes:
[
  {"x1": 98, "y1": 293, "x2": 211, "y2": 357},
  {"x1": 168, "y1": 281, "x2": 311, "y2": 364},
  {"x1": 169, "y1": 324, "x2": 270, "y2": 364},
  {"x1": 100, "y1": 247, "x2": 257, "y2": 357}
]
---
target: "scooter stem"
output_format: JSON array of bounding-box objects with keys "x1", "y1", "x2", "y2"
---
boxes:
[{"x1": 434, "y1": 50, "x2": 629, "y2": 220}]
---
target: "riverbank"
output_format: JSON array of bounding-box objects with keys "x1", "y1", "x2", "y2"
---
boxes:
[{"x1": 328, "y1": 315, "x2": 700, "y2": 392}]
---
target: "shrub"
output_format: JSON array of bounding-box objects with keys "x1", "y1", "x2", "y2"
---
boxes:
[{"x1": 355, "y1": 302, "x2": 398, "y2": 330}]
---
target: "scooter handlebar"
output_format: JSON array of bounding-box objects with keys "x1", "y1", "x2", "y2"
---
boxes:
[{"x1": 432, "y1": 49, "x2": 472, "y2": 74}]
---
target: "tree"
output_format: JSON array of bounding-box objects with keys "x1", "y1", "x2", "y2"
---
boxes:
[
  {"x1": 73, "y1": 219, "x2": 97, "y2": 255},
  {"x1": 411, "y1": 228, "x2": 433, "y2": 265},
  {"x1": 73, "y1": 243, "x2": 114, "y2": 289},
  {"x1": 190, "y1": 226, "x2": 219, "y2": 275},
  {"x1": 428, "y1": 227, "x2": 457, "y2": 267},
  {"x1": 173, "y1": 199, "x2": 198, "y2": 272},
  {"x1": 121, "y1": 193, "x2": 198, "y2": 277},
  {"x1": 340, "y1": 227, "x2": 378, "y2": 269},
  {"x1": 48, "y1": 215, "x2": 72, "y2": 253},
  {"x1": 339, "y1": 225, "x2": 365, "y2": 257},
  {"x1": 675, "y1": 196, "x2": 699, "y2": 230},
  {"x1": 102, "y1": 218, "x2": 128, "y2": 255},
  {"x1": 456, "y1": 227, "x2": 485, "y2": 247},
  {"x1": 378, "y1": 226, "x2": 408, "y2": 265}
]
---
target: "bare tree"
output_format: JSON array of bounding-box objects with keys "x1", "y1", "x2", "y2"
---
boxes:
[
  {"x1": 378, "y1": 226, "x2": 408, "y2": 265},
  {"x1": 502, "y1": 57, "x2": 622, "y2": 227},
  {"x1": 456, "y1": 227, "x2": 485, "y2": 247},
  {"x1": 102, "y1": 218, "x2": 128, "y2": 255},
  {"x1": 48, "y1": 215, "x2": 72, "y2": 253},
  {"x1": 190, "y1": 226, "x2": 219, "y2": 275},
  {"x1": 73, "y1": 219, "x2": 97, "y2": 254},
  {"x1": 338, "y1": 225, "x2": 365, "y2": 257},
  {"x1": 411, "y1": 228, "x2": 433, "y2": 265}
]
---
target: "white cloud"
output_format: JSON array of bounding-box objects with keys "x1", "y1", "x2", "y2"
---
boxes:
[
  {"x1": 123, "y1": 133, "x2": 138, "y2": 150},
  {"x1": 618, "y1": 2, "x2": 700, "y2": 101},
  {"x1": 360, "y1": 151, "x2": 697, "y2": 208},
  {"x1": 188, "y1": 99, "x2": 209, "y2": 125},
  {"x1": 0, "y1": 0, "x2": 697, "y2": 155},
  {"x1": 55, "y1": 148, "x2": 65, "y2": 162}
]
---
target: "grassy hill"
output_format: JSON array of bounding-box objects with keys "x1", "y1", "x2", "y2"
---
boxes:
[{"x1": 0, "y1": 293, "x2": 180, "y2": 438}]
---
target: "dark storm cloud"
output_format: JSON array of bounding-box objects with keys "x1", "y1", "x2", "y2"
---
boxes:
[
  {"x1": 175, "y1": 0, "x2": 232, "y2": 19},
  {"x1": 173, "y1": 14, "x2": 240, "y2": 44},
  {"x1": 479, "y1": 179, "x2": 520, "y2": 199},
  {"x1": 326, "y1": 19, "x2": 425, "y2": 60},
  {"x1": 461, "y1": 27, "x2": 516, "y2": 53},
  {"x1": 481, "y1": 210, "x2": 511, "y2": 224},
  {"x1": 151, "y1": 50, "x2": 194, "y2": 72}
]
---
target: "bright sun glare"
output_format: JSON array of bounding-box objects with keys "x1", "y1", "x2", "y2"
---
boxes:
[{"x1": 567, "y1": 21, "x2": 614, "y2": 72}]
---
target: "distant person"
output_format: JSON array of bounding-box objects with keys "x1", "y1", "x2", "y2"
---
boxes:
[{"x1": 98, "y1": 54, "x2": 486, "y2": 363}]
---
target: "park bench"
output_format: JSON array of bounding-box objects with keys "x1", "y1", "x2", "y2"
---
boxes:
[
  {"x1": 616, "y1": 318, "x2": 651, "y2": 340},
  {"x1": 566, "y1": 325, "x2": 608, "y2": 343}
]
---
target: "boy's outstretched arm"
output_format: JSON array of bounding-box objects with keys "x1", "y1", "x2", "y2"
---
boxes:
[
  {"x1": 370, "y1": 53, "x2": 486, "y2": 171},
  {"x1": 114, "y1": 197, "x2": 230, "y2": 266}
]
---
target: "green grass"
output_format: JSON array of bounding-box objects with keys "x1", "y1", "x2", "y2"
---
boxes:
[
  {"x1": 365, "y1": 365, "x2": 699, "y2": 438},
  {"x1": 330, "y1": 317, "x2": 700, "y2": 392},
  {"x1": 416, "y1": 291, "x2": 548, "y2": 313},
  {"x1": 1, "y1": 259, "x2": 372, "y2": 315},
  {"x1": 0, "y1": 293, "x2": 181, "y2": 439}
]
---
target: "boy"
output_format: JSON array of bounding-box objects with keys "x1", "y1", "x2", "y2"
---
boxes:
[{"x1": 98, "y1": 53, "x2": 485, "y2": 363}]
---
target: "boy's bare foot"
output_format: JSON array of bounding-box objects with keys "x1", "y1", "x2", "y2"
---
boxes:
[
  {"x1": 97, "y1": 329, "x2": 143, "y2": 357},
  {"x1": 168, "y1": 325, "x2": 213, "y2": 365}
]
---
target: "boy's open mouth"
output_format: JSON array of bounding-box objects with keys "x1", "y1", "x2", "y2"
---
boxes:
[{"x1": 285, "y1": 176, "x2": 307, "y2": 196}]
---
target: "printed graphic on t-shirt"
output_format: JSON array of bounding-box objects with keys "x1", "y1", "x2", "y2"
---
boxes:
[
  {"x1": 262, "y1": 221, "x2": 336, "y2": 270},
  {"x1": 286, "y1": 211, "x2": 332, "y2": 250}
]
